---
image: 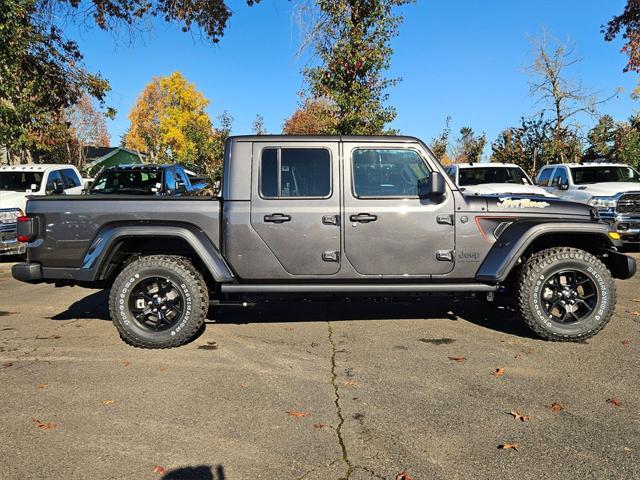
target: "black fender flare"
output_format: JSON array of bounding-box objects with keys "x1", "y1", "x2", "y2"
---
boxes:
[
  {"x1": 475, "y1": 220, "x2": 621, "y2": 283},
  {"x1": 81, "y1": 223, "x2": 235, "y2": 283}
]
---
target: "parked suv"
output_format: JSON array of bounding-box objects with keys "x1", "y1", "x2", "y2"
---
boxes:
[
  {"x1": 445, "y1": 163, "x2": 553, "y2": 197},
  {"x1": 87, "y1": 164, "x2": 208, "y2": 196},
  {"x1": 537, "y1": 163, "x2": 640, "y2": 243},
  {"x1": 0, "y1": 164, "x2": 84, "y2": 256},
  {"x1": 12, "y1": 136, "x2": 636, "y2": 348}
]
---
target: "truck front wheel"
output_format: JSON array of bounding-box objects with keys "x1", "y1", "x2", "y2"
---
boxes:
[
  {"x1": 518, "y1": 247, "x2": 616, "y2": 342},
  {"x1": 108, "y1": 255, "x2": 209, "y2": 348}
]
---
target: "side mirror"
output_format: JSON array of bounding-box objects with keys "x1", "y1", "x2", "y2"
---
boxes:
[{"x1": 418, "y1": 172, "x2": 447, "y2": 198}]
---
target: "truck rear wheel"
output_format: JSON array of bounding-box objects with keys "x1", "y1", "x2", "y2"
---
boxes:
[
  {"x1": 109, "y1": 255, "x2": 209, "y2": 348},
  {"x1": 518, "y1": 247, "x2": 616, "y2": 342}
]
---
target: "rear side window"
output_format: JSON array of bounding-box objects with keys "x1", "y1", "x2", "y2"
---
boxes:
[
  {"x1": 260, "y1": 148, "x2": 331, "y2": 198},
  {"x1": 60, "y1": 169, "x2": 81, "y2": 188},
  {"x1": 352, "y1": 149, "x2": 430, "y2": 198},
  {"x1": 537, "y1": 168, "x2": 553, "y2": 186}
]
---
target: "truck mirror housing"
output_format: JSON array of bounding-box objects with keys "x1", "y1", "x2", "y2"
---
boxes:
[{"x1": 418, "y1": 172, "x2": 446, "y2": 198}]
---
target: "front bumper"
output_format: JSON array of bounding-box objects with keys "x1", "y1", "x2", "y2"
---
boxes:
[
  {"x1": 599, "y1": 212, "x2": 640, "y2": 243},
  {"x1": 0, "y1": 222, "x2": 25, "y2": 256}
]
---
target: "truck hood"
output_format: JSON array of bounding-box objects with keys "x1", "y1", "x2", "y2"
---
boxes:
[
  {"x1": 462, "y1": 183, "x2": 554, "y2": 197},
  {"x1": 0, "y1": 190, "x2": 28, "y2": 212},
  {"x1": 577, "y1": 182, "x2": 640, "y2": 197},
  {"x1": 485, "y1": 195, "x2": 593, "y2": 217}
]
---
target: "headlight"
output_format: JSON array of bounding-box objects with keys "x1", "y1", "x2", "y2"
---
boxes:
[
  {"x1": 588, "y1": 196, "x2": 617, "y2": 210},
  {"x1": 0, "y1": 209, "x2": 22, "y2": 224}
]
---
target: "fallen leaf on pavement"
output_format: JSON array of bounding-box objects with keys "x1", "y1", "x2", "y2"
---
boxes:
[
  {"x1": 491, "y1": 367, "x2": 505, "y2": 378},
  {"x1": 499, "y1": 442, "x2": 520, "y2": 451},
  {"x1": 342, "y1": 380, "x2": 358, "y2": 387},
  {"x1": 607, "y1": 397, "x2": 623, "y2": 407},
  {"x1": 102, "y1": 400, "x2": 115, "y2": 405},
  {"x1": 287, "y1": 411, "x2": 310, "y2": 418},
  {"x1": 2, "y1": 362, "x2": 13, "y2": 368},
  {"x1": 395, "y1": 471, "x2": 414, "y2": 480},
  {"x1": 312, "y1": 423, "x2": 333, "y2": 429},
  {"x1": 628, "y1": 311, "x2": 640, "y2": 316},
  {"x1": 448, "y1": 356, "x2": 466, "y2": 362},
  {"x1": 547, "y1": 402, "x2": 565, "y2": 414},
  {"x1": 159, "y1": 367, "x2": 168, "y2": 372},
  {"x1": 32, "y1": 418, "x2": 57, "y2": 430},
  {"x1": 152, "y1": 466, "x2": 167, "y2": 474},
  {"x1": 35, "y1": 335, "x2": 61, "y2": 340},
  {"x1": 632, "y1": 298, "x2": 640, "y2": 303},
  {"x1": 36, "y1": 384, "x2": 48, "y2": 390},
  {"x1": 122, "y1": 360, "x2": 131, "y2": 367},
  {"x1": 622, "y1": 339, "x2": 631, "y2": 346},
  {"x1": 510, "y1": 411, "x2": 531, "y2": 422},
  {"x1": 239, "y1": 383, "x2": 248, "y2": 388}
]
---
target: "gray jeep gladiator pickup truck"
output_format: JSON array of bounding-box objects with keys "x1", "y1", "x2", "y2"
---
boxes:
[{"x1": 12, "y1": 136, "x2": 637, "y2": 348}]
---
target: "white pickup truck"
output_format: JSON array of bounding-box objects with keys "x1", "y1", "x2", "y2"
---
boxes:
[
  {"x1": 0, "y1": 164, "x2": 85, "y2": 255},
  {"x1": 536, "y1": 162, "x2": 640, "y2": 244},
  {"x1": 445, "y1": 163, "x2": 554, "y2": 197}
]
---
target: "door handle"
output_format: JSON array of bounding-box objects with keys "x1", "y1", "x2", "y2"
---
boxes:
[
  {"x1": 264, "y1": 213, "x2": 292, "y2": 223},
  {"x1": 349, "y1": 213, "x2": 378, "y2": 223}
]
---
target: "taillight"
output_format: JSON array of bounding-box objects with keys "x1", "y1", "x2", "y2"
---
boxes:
[{"x1": 17, "y1": 216, "x2": 33, "y2": 243}]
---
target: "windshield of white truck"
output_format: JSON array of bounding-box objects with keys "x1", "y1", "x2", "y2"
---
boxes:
[
  {"x1": 458, "y1": 167, "x2": 531, "y2": 186},
  {"x1": 571, "y1": 166, "x2": 640, "y2": 185},
  {"x1": 0, "y1": 172, "x2": 44, "y2": 192},
  {"x1": 89, "y1": 170, "x2": 163, "y2": 194}
]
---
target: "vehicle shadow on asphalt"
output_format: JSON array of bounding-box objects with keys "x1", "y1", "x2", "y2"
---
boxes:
[
  {"x1": 48, "y1": 290, "x2": 536, "y2": 340},
  {"x1": 49, "y1": 289, "x2": 111, "y2": 321},
  {"x1": 212, "y1": 297, "x2": 537, "y2": 340},
  {"x1": 161, "y1": 465, "x2": 224, "y2": 480}
]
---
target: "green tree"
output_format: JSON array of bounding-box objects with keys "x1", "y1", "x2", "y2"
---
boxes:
[
  {"x1": 252, "y1": 114, "x2": 267, "y2": 135},
  {"x1": 614, "y1": 115, "x2": 640, "y2": 168},
  {"x1": 283, "y1": 97, "x2": 339, "y2": 134},
  {"x1": 452, "y1": 127, "x2": 486, "y2": 163},
  {"x1": 0, "y1": 0, "x2": 109, "y2": 163},
  {"x1": 429, "y1": 116, "x2": 452, "y2": 165},
  {"x1": 603, "y1": 1, "x2": 640, "y2": 73},
  {"x1": 491, "y1": 115, "x2": 553, "y2": 175},
  {"x1": 304, "y1": 0, "x2": 413, "y2": 135},
  {"x1": 585, "y1": 115, "x2": 617, "y2": 161}
]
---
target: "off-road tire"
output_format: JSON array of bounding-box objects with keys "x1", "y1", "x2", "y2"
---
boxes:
[
  {"x1": 518, "y1": 247, "x2": 616, "y2": 342},
  {"x1": 109, "y1": 255, "x2": 208, "y2": 348}
]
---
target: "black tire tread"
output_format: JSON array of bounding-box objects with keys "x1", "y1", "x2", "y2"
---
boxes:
[
  {"x1": 108, "y1": 255, "x2": 208, "y2": 349},
  {"x1": 518, "y1": 247, "x2": 616, "y2": 342}
]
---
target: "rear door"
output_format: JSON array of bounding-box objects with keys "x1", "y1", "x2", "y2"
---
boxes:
[
  {"x1": 342, "y1": 143, "x2": 455, "y2": 276},
  {"x1": 250, "y1": 141, "x2": 341, "y2": 275}
]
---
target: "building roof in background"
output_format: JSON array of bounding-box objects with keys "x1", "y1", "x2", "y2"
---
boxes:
[{"x1": 84, "y1": 147, "x2": 147, "y2": 170}]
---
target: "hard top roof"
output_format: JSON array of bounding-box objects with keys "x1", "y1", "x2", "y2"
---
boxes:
[{"x1": 228, "y1": 134, "x2": 423, "y2": 143}]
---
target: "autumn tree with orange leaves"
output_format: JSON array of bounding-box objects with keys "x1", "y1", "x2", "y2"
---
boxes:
[
  {"x1": 124, "y1": 72, "x2": 227, "y2": 180},
  {"x1": 282, "y1": 97, "x2": 339, "y2": 134}
]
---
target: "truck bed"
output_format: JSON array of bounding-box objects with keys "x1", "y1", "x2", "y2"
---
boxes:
[{"x1": 25, "y1": 195, "x2": 221, "y2": 269}]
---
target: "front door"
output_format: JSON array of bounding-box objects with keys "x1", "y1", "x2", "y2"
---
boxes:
[
  {"x1": 343, "y1": 144, "x2": 455, "y2": 276},
  {"x1": 250, "y1": 142, "x2": 341, "y2": 275}
]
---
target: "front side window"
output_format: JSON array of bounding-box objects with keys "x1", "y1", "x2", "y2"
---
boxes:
[
  {"x1": 537, "y1": 168, "x2": 553, "y2": 187},
  {"x1": 571, "y1": 166, "x2": 640, "y2": 185},
  {"x1": 352, "y1": 149, "x2": 430, "y2": 198},
  {"x1": 260, "y1": 148, "x2": 331, "y2": 198},
  {"x1": 60, "y1": 169, "x2": 81, "y2": 188},
  {"x1": 458, "y1": 166, "x2": 532, "y2": 186},
  {"x1": 551, "y1": 167, "x2": 569, "y2": 187},
  {"x1": 46, "y1": 171, "x2": 63, "y2": 194}
]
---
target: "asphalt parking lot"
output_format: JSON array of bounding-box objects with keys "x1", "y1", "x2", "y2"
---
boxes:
[{"x1": 1, "y1": 255, "x2": 639, "y2": 480}]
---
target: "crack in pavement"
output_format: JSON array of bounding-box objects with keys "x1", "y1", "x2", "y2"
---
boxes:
[{"x1": 327, "y1": 322, "x2": 354, "y2": 480}]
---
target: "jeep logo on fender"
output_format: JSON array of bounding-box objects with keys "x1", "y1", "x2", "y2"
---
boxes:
[{"x1": 496, "y1": 197, "x2": 550, "y2": 209}]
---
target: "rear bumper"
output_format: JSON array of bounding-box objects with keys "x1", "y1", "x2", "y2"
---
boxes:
[{"x1": 11, "y1": 262, "x2": 42, "y2": 283}]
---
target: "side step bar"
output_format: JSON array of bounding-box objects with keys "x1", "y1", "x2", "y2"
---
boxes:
[{"x1": 220, "y1": 283, "x2": 497, "y2": 294}]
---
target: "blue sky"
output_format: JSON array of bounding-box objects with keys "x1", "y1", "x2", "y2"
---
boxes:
[{"x1": 72, "y1": 0, "x2": 637, "y2": 150}]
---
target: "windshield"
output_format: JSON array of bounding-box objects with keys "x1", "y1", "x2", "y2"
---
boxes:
[
  {"x1": 458, "y1": 167, "x2": 532, "y2": 186},
  {"x1": 571, "y1": 166, "x2": 640, "y2": 185},
  {"x1": 89, "y1": 170, "x2": 163, "y2": 194},
  {"x1": 0, "y1": 172, "x2": 44, "y2": 192}
]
